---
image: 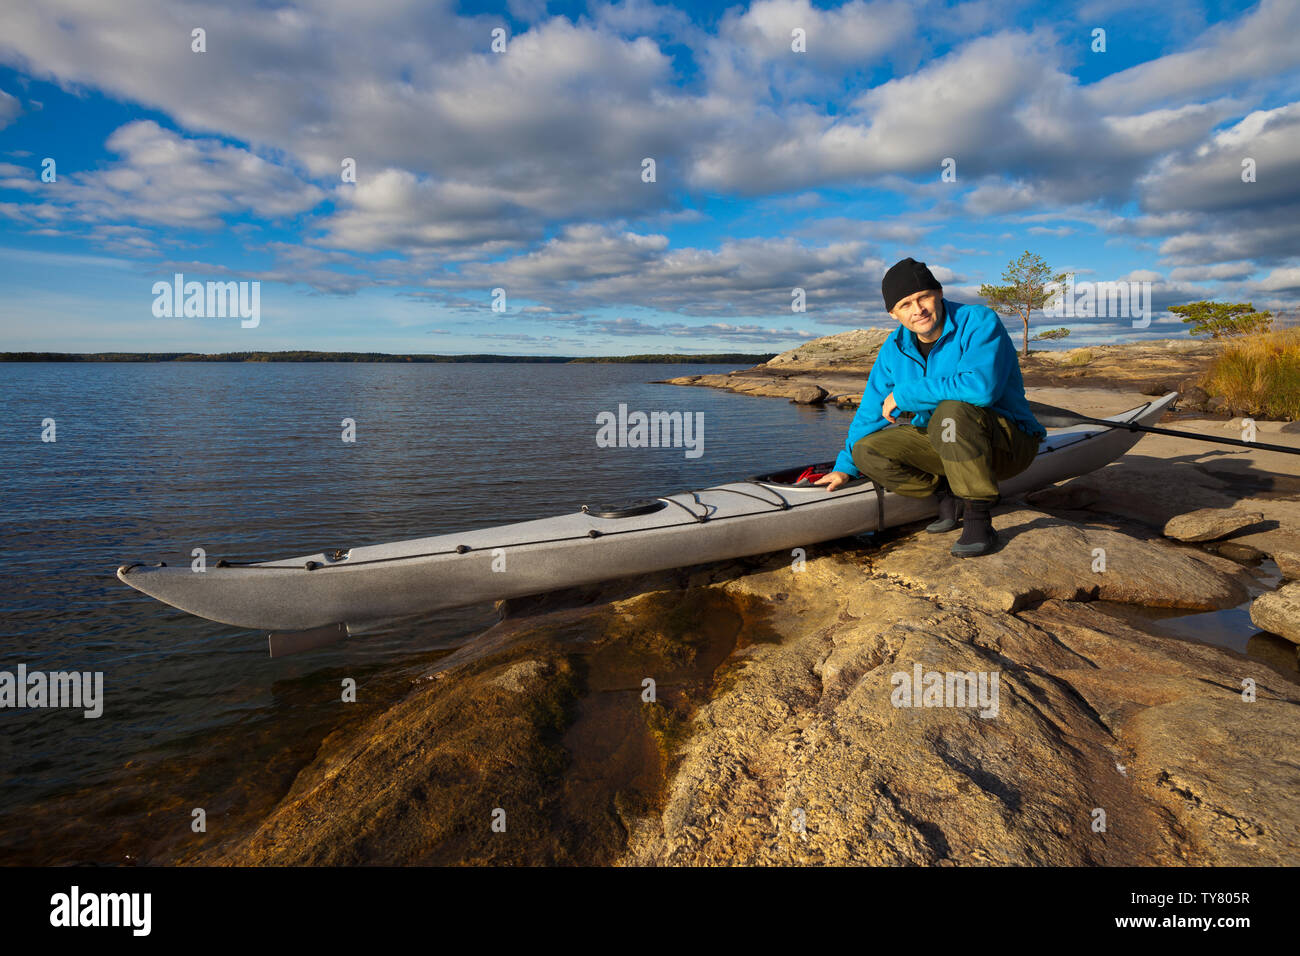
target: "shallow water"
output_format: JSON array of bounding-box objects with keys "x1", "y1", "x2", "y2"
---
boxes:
[{"x1": 1093, "y1": 559, "x2": 1299, "y2": 681}]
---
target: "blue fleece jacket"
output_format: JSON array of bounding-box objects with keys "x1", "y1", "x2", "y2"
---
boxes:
[{"x1": 833, "y1": 298, "x2": 1046, "y2": 477}]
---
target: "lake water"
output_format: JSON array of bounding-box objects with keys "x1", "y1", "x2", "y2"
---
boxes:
[{"x1": 0, "y1": 361, "x2": 860, "y2": 863}]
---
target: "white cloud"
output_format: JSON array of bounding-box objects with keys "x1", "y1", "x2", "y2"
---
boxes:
[
  {"x1": 589, "y1": 315, "x2": 820, "y2": 343},
  {"x1": 0, "y1": 89, "x2": 20, "y2": 129},
  {"x1": 1168, "y1": 262, "x2": 1255, "y2": 282},
  {"x1": 1257, "y1": 268, "x2": 1300, "y2": 292},
  {"x1": 714, "y1": 0, "x2": 914, "y2": 74},
  {"x1": 16, "y1": 121, "x2": 324, "y2": 237},
  {"x1": 429, "y1": 224, "x2": 890, "y2": 319},
  {"x1": 1139, "y1": 103, "x2": 1300, "y2": 214},
  {"x1": 0, "y1": 0, "x2": 1296, "y2": 321},
  {"x1": 964, "y1": 180, "x2": 1042, "y2": 216},
  {"x1": 1102, "y1": 99, "x2": 1245, "y2": 156},
  {"x1": 1085, "y1": 0, "x2": 1300, "y2": 112},
  {"x1": 315, "y1": 169, "x2": 541, "y2": 253}
]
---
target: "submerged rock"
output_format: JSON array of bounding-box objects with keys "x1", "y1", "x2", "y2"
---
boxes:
[{"x1": 1212, "y1": 541, "x2": 1266, "y2": 562}]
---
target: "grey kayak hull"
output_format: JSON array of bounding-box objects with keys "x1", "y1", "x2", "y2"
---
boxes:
[{"x1": 117, "y1": 393, "x2": 1177, "y2": 631}]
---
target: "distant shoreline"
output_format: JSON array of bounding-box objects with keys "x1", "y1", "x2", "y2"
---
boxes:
[{"x1": 0, "y1": 351, "x2": 778, "y2": 364}]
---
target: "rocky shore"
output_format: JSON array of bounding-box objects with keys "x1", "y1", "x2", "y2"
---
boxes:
[
  {"x1": 657, "y1": 328, "x2": 1232, "y2": 414},
  {"x1": 191, "y1": 381, "x2": 1300, "y2": 866}
]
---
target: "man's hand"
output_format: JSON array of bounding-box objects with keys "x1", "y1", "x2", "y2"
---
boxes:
[
  {"x1": 814, "y1": 471, "x2": 850, "y2": 492},
  {"x1": 882, "y1": 390, "x2": 899, "y2": 423}
]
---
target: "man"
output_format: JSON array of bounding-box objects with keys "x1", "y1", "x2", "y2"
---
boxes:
[{"x1": 815, "y1": 258, "x2": 1045, "y2": 557}]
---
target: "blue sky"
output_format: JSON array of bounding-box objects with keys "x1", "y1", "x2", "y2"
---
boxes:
[{"x1": 1, "y1": 0, "x2": 1298, "y2": 355}]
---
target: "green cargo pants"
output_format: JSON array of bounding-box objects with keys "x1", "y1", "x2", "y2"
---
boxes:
[{"x1": 851, "y1": 400, "x2": 1041, "y2": 503}]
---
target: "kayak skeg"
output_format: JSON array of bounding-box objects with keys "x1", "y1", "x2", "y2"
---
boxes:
[{"x1": 117, "y1": 392, "x2": 1178, "y2": 634}]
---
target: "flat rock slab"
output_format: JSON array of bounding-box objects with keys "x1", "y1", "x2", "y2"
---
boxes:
[
  {"x1": 1025, "y1": 483, "x2": 1102, "y2": 511},
  {"x1": 1126, "y1": 697, "x2": 1300, "y2": 865},
  {"x1": 1022, "y1": 386, "x2": 1172, "y2": 420},
  {"x1": 623, "y1": 554, "x2": 1300, "y2": 866},
  {"x1": 1164, "y1": 507, "x2": 1265, "y2": 542},
  {"x1": 1252, "y1": 583, "x2": 1300, "y2": 645},
  {"x1": 870, "y1": 507, "x2": 1252, "y2": 614},
  {"x1": 1036, "y1": 421, "x2": 1300, "y2": 567}
]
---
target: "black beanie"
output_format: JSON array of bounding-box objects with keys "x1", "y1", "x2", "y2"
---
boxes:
[{"x1": 882, "y1": 258, "x2": 942, "y2": 313}]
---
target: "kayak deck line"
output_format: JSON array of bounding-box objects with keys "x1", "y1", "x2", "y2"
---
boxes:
[
  {"x1": 162, "y1": 480, "x2": 888, "y2": 573},
  {"x1": 115, "y1": 393, "x2": 1177, "y2": 636},
  {"x1": 699, "y1": 484, "x2": 792, "y2": 510}
]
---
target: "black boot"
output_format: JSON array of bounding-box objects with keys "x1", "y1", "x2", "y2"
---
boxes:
[
  {"x1": 925, "y1": 478, "x2": 964, "y2": 533},
  {"x1": 951, "y1": 498, "x2": 998, "y2": 557}
]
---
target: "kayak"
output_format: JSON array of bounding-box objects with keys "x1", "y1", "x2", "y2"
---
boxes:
[{"x1": 118, "y1": 392, "x2": 1178, "y2": 635}]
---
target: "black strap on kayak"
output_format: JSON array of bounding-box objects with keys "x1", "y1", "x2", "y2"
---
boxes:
[
  {"x1": 659, "y1": 494, "x2": 708, "y2": 522},
  {"x1": 187, "y1": 476, "x2": 936, "y2": 571},
  {"x1": 701, "y1": 484, "x2": 791, "y2": 510},
  {"x1": 197, "y1": 484, "x2": 877, "y2": 570}
]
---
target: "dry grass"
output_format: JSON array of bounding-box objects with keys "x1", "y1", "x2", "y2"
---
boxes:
[{"x1": 1204, "y1": 328, "x2": 1300, "y2": 420}]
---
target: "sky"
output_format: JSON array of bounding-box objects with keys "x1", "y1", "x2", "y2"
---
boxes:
[{"x1": 0, "y1": 0, "x2": 1298, "y2": 355}]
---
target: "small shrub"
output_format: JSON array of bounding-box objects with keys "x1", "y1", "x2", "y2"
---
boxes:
[
  {"x1": 1204, "y1": 328, "x2": 1300, "y2": 420},
  {"x1": 1061, "y1": 348, "x2": 1093, "y2": 366}
]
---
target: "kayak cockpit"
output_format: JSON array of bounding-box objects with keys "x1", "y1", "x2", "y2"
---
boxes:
[{"x1": 748, "y1": 462, "x2": 841, "y2": 486}]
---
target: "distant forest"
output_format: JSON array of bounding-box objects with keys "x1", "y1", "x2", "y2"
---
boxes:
[{"x1": 0, "y1": 351, "x2": 777, "y2": 364}]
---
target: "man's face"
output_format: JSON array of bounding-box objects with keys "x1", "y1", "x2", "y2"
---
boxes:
[{"x1": 890, "y1": 289, "x2": 943, "y2": 341}]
